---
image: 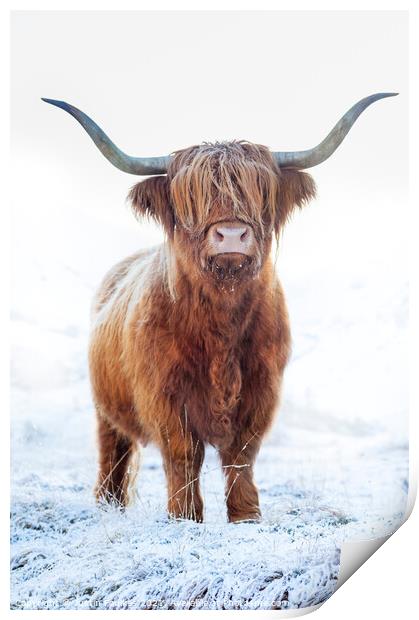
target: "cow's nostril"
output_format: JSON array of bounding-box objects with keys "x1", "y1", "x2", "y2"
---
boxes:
[{"x1": 211, "y1": 223, "x2": 253, "y2": 251}]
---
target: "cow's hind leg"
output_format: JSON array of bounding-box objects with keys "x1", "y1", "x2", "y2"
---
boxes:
[{"x1": 95, "y1": 412, "x2": 139, "y2": 507}]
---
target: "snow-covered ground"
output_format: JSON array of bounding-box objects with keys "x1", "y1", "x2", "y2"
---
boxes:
[{"x1": 10, "y1": 190, "x2": 409, "y2": 610}]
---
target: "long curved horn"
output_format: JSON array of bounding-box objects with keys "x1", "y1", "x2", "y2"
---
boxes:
[
  {"x1": 272, "y1": 93, "x2": 398, "y2": 169},
  {"x1": 41, "y1": 98, "x2": 170, "y2": 175}
]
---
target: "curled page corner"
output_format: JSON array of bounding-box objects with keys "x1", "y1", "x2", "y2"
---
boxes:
[
  {"x1": 336, "y1": 476, "x2": 415, "y2": 593},
  {"x1": 406, "y1": 471, "x2": 417, "y2": 520},
  {"x1": 336, "y1": 536, "x2": 390, "y2": 591},
  {"x1": 257, "y1": 602, "x2": 324, "y2": 618}
]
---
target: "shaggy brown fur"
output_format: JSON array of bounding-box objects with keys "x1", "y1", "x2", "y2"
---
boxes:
[{"x1": 90, "y1": 141, "x2": 316, "y2": 522}]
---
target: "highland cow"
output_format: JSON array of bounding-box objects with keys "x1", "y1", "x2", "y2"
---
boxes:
[{"x1": 43, "y1": 93, "x2": 397, "y2": 523}]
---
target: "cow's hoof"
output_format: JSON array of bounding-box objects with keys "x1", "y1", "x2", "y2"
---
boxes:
[{"x1": 229, "y1": 513, "x2": 262, "y2": 524}]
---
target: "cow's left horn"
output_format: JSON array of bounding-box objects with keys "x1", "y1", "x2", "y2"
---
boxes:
[
  {"x1": 272, "y1": 93, "x2": 398, "y2": 170},
  {"x1": 42, "y1": 98, "x2": 170, "y2": 175}
]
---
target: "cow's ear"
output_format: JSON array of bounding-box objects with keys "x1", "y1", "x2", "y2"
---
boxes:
[
  {"x1": 275, "y1": 168, "x2": 316, "y2": 233},
  {"x1": 128, "y1": 176, "x2": 175, "y2": 236}
]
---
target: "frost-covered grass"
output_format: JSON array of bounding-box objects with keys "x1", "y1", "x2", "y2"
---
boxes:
[
  {"x1": 10, "y1": 198, "x2": 408, "y2": 610},
  {"x1": 10, "y1": 389, "x2": 407, "y2": 610},
  {"x1": 10, "y1": 325, "x2": 408, "y2": 609}
]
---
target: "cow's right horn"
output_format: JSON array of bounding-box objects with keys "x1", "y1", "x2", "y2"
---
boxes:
[{"x1": 42, "y1": 98, "x2": 170, "y2": 176}]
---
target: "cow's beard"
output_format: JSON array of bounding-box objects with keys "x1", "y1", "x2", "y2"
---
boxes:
[{"x1": 204, "y1": 253, "x2": 260, "y2": 291}]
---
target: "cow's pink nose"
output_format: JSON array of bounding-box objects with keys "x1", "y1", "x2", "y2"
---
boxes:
[{"x1": 207, "y1": 222, "x2": 255, "y2": 255}]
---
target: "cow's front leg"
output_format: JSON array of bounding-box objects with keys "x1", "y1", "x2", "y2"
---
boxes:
[
  {"x1": 160, "y1": 425, "x2": 205, "y2": 522},
  {"x1": 219, "y1": 434, "x2": 262, "y2": 523}
]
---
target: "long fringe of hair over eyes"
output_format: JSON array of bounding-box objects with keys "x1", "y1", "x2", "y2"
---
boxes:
[{"x1": 168, "y1": 141, "x2": 281, "y2": 238}]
